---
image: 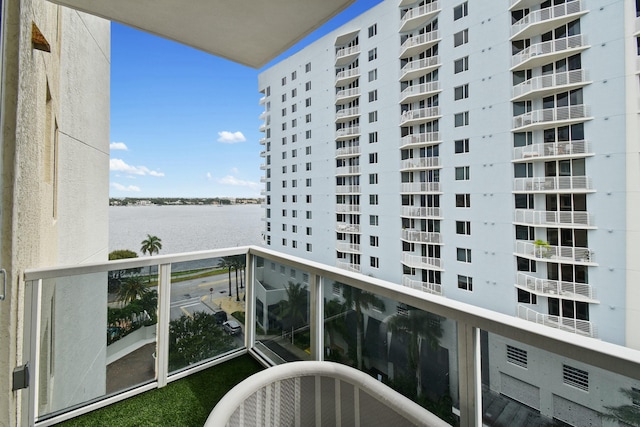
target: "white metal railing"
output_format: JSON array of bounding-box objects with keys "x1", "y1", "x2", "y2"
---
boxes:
[
  {"x1": 259, "y1": 150, "x2": 266, "y2": 158},
  {"x1": 400, "y1": 2, "x2": 440, "y2": 30},
  {"x1": 336, "y1": 185, "x2": 361, "y2": 194},
  {"x1": 336, "y1": 126, "x2": 360, "y2": 138},
  {"x1": 401, "y1": 229, "x2": 442, "y2": 244},
  {"x1": 400, "y1": 56, "x2": 440, "y2": 79},
  {"x1": 400, "y1": 81, "x2": 441, "y2": 101},
  {"x1": 336, "y1": 106, "x2": 360, "y2": 119},
  {"x1": 512, "y1": 69, "x2": 589, "y2": 99},
  {"x1": 514, "y1": 240, "x2": 595, "y2": 263},
  {"x1": 335, "y1": 87, "x2": 360, "y2": 100},
  {"x1": 336, "y1": 222, "x2": 361, "y2": 233},
  {"x1": 259, "y1": 96, "x2": 266, "y2": 105},
  {"x1": 512, "y1": 34, "x2": 586, "y2": 68},
  {"x1": 401, "y1": 181, "x2": 441, "y2": 193},
  {"x1": 517, "y1": 305, "x2": 596, "y2": 337},
  {"x1": 513, "y1": 104, "x2": 590, "y2": 129},
  {"x1": 336, "y1": 260, "x2": 361, "y2": 273},
  {"x1": 336, "y1": 204, "x2": 360, "y2": 213},
  {"x1": 335, "y1": 145, "x2": 361, "y2": 157},
  {"x1": 511, "y1": 0, "x2": 584, "y2": 38},
  {"x1": 400, "y1": 30, "x2": 440, "y2": 56},
  {"x1": 513, "y1": 209, "x2": 594, "y2": 227},
  {"x1": 259, "y1": 163, "x2": 266, "y2": 170},
  {"x1": 401, "y1": 252, "x2": 443, "y2": 270},
  {"x1": 513, "y1": 175, "x2": 593, "y2": 192},
  {"x1": 400, "y1": 107, "x2": 441, "y2": 125},
  {"x1": 259, "y1": 137, "x2": 266, "y2": 145},
  {"x1": 400, "y1": 156, "x2": 440, "y2": 170},
  {"x1": 335, "y1": 67, "x2": 360, "y2": 82},
  {"x1": 401, "y1": 276, "x2": 443, "y2": 296},
  {"x1": 516, "y1": 273, "x2": 596, "y2": 301},
  {"x1": 400, "y1": 205, "x2": 441, "y2": 218},
  {"x1": 259, "y1": 176, "x2": 266, "y2": 183},
  {"x1": 513, "y1": 140, "x2": 592, "y2": 160},
  {"x1": 336, "y1": 242, "x2": 361, "y2": 253},
  {"x1": 335, "y1": 45, "x2": 360, "y2": 60},
  {"x1": 399, "y1": 132, "x2": 441, "y2": 148},
  {"x1": 335, "y1": 165, "x2": 360, "y2": 175},
  {"x1": 259, "y1": 123, "x2": 266, "y2": 132}
]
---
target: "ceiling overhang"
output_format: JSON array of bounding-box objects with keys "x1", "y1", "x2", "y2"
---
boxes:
[{"x1": 47, "y1": 0, "x2": 356, "y2": 68}]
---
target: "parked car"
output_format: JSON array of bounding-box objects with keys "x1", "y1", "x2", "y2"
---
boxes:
[
  {"x1": 222, "y1": 320, "x2": 241, "y2": 335},
  {"x1": 213, "y1": 310, "x2": 227, "y2": 325}
]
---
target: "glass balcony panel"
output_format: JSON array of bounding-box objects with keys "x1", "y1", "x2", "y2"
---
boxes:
[
  {"x1": 253, "y1": 257, "x2": 312, "y2": 363},
  {"x1": 168, "y1": 258, "x2": 244, "y2": 374},
  {"x1": 324, "y1": 282, "x2": 459, "y2": 424}
]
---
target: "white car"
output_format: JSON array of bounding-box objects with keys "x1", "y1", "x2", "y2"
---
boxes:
[{"x1": 222, "y1": 320, "x2": 242, "y2": 335}]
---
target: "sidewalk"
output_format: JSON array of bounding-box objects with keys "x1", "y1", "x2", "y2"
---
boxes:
[{"x1": 201, "y1": 293, "x2": 246, "y2": 315}]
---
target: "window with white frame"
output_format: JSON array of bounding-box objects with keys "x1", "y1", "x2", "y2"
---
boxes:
[
  {"x1": 454, "y1": 84, "x2": 469, "y2": 100},
  {"x1": 458, "y1": 275, "x2": 473, "y2": 291},
  {"x1": 454, "y1": 2, "x2": 468, "y2": 20},
  {"x1": 457, "y1": 248, "x2": 472, "y2": 263},
  {"x1": 454, "y1": 56, "x2": 469, "y2": 73},
  {"x1": 454, "y1": 29, "x2": 469, "y2": 47},
  {"x1": 455, "y1": 166, "x2": 470, "y2": 180},
  {"x1": 456, "y1": 221, "x2": 471, "y2": 235}
]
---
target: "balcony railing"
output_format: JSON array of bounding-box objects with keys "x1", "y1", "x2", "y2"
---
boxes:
[
  {"x1": 335, "y1": 203, "x2": 360, "y2": 213},
  {"x1": 513, "y1": 209, "x2": 594, "y2": 228},
  {"x1": 401, "y1": 252, "x2": 443, "y2": 270},
  {"x1": 512, "y1": 69, "x2": 589, "y2": 101},
  {"x1": 513, "y1": 104, "x2": 590, "y2": 130},
  {"x1": 400, "y1": 56, "x2": 440, "y2": 81},
  {"x1": 400, "y1": 205, "x2": 441, "y2": 218},
  {"x1": 401, "y1": 229, "x2": 442, "y2": 244},
  {"x1": 401, "y1": 181, "x2": 441, "y2": 193},
  {"x1": 511, "y1": 0, "x2": 585, "y2": 40},
  {"x1": 402, "y1": 275, "x2": 443, "y2": 296},
  {"x1": 336, "y1": 242, "x2": 361, "y2": 253},
  {"x1": 335, "y1": 45, "x2": 360, "y2": 65},
  {"x1": 335, "y1": 67, "x2": 360, "y2": 85},
  {"x1": 335, "y1": 145, "x2": 361, "y2": 157},
  {"x1": 335, "y1": 106, "x2": 360, "y2": 120},
  {"x1": 399, "y1": 131, "x2": 441, "y2": 148},
  {"x1": 516, "y1": 272, "x2": 597, "y2": 302},
  {"x1": 400, "y1": 106, "x2": 441, "y2": 125},
  {"x1": 399, "y1": 30, "x2": 441, "y2": 58},
  {"x1": 511, "y1": 34, "x2": 587, "y2": 71},
  {"x1": 259, "y1": 137, "x2": 266, "y2": 145},
  {"x1": 336, "y1": 260, "x2": 361, "y2": 273},
  {"x1": 514, "y1": 240, "x2": 596, "y2": 264},
  {"x1": 21, "y1": 246, "x2": 640, "y2": 427},
  {"x1": 513, "y1": 140, "x2": 592, "y2": 161},
  {"x1": 336, "y1": 184, "x2": 361, "y2": 194},
  {"x1": 517, "y1": 305, "x2": 596, "y2": 337},
  {"x1": 399, "y1": 2, "x2": 440, "y2": 33},
  {"x1": 399, "y1": 81, "x2": 441, "y2": 104},
  {"x1": 513, "y1": 175, "x2": 594, "y2": 192},
  {"x1": 400, "y1": 156, "x2": 440, "y2": 170},
  {"x1": 335, "y1": 165, "x2": 360, "y2": 175},
  {"x1": 335, "y1": 87, "x2": 360, "y2": 102},
  {"x1": 336, "y1": 222, "x2": 361, "y2": 233},
  {"x1": 335, "y1": 126, "x2": 361, "y2": 139}
]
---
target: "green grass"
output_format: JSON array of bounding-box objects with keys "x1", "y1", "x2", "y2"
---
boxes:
[{"x1": 59, "y1": 355, "x2": 263, "y2": 427}]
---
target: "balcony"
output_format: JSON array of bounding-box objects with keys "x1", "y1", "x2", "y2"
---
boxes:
[
  {"x1": 259, "y1": 150, "x2": 266, "y2": 158},
  {"x1": 259, "y1": 95, "x2": 266, "y2": 105},
  {"x1": 335, "y1": 67, "x2": 360, "y2": 86},
  {"x1": 399, "y1": 131, "x2": 441, "y2": 149},
  {"x1": 258, "y1": 110, "x2": 268, "y2": 120},
  {"x1": 402, "y1": 275, "x2": 443, "y2": 296},
  {"x1": 400, "y1": 181, "x2": 441, "y2": 193},
  {"x1": 335, "y1": 106, "x2": 360, "y2": 122},
  {"x1": 511, "y1": 0, "x2": 587, "y2": 41},
  {"x1": 400, "y1": 55, "x2": 441, "y2": 81},
  {"x1": 336, "y1": 222, "x2": 360, "y2": 233},
  {"x1": 334, "y1": 45, "x2": 360, "y2": 66},
  {"x1": 518, "y1": 305, "x2": 596, "y2": 338},
  {"x1": 514, "y1": 240, "x2": 596, "y2": 265},
  {"x1": 21, "y1": 246, "x2": 640, "y2": 426},
  {"x1": 259, "y1": 137, "x2": 266, "y2": 145},
  {"x1": 336, "y1": 260, "x2": 361, "y2": 273},
  {"x1": 511, "y1": 34, "x2": 588, "y2": 71},
  {"x1": 400, "y1": 106, "x2": 442, "y2": 126},
  {"x1": 399, "y1": 81, "x2": 441, "y2": 104},
  {"x1": 401, "y1": 252, "x2": 443, "y2": 270},
  {"x1": 401, "y1": 205, "x2": 442, "y2": 218},
  {"x1": 335, "y1": 87, "x2": 361, "y2": 104},
  {"x1": 259, "y1": 176, "x2": 266, "y2": 183},
  {"x1": 401, "y1": 229, "x2": 442, "y2": 244},
  {"x1": 513, "y1": 140, "x2": 593, "y2": 161},
  {"x1": 512, "y1": 69, "x2": 590, "y2": 102},
  {"x1": 512, "y1": 104, "x2": 591, "y2": 131},
  {"x1": 516, "y1": 272, "x2": 598, "y2": 303},
  {"x1": 399, "y1": 1, "x2": 440, "y2": 33},
  {"x1": 259, "y1": 123, "x2": 266, "y2": 132},
  {"x1": 513, "y1": 175, "x2": 594, "y2": 193},
  {"x1": 510, "y1": 0, "x2": 547, "y2": 10},
  {"x1": 336, "y1": 242, "x2": 361, "y2": 253},
  {"x1": 335, "y1": 165, "x2": 360, "y2": 176},
  {"x1": 400, "y1": 156, "x2": 440, "y2": 171},
  {"x1": 335, "y1": 126, "x2": 361, "y2": 140},
  {"x1": 336, "y1": 184, "x2": 361, "y2": 194},
  {"x1": 259, "y1": 163, "x2": 266, "y2": 170},
  {"x1": 335, "y1": 203, "x2": 360, "y2": 213},
  {"x1": 399, "y1": 30, "x2": 441, "y2": 59},
  {"x1": 513, "y1": 209, "x2": 595, "y2": 228},
  {"x1": 335, "y1": 145, "x2": 361, "y2": 157}
]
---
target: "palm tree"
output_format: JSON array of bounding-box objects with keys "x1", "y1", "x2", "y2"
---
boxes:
[
  {"x1": 340, "y1": 283, "x2": 385, "y2": 370},
  {"x1": 216, "y1": 257, "x2": 233, "y2": 298},
  {"x1": 280, "y1": 282, "x2": 308, "y2": 343},
  {"x1": 140, "y1": 235, "x2": 162, "y2": 282},
  {"x1": 230, "y1": 256, "x2": 242, "y2": 302},
  {"x1": 603, "y1": 388, "x2": 640, "y2": 426},
  {"x1": 117, "y1": 275, "x2": 149, "y2": 305}
]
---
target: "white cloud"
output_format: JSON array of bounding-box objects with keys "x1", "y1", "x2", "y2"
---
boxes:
[
  {"x1": 230, "y1": 167, "x2": 239, "y2": 174},
  {"x1": 110, "y1": 158, "x2": 165, "y2": 177},
  {"x1": 111, "y1": 182, "x2": 141, "y2": 192},
  {"x1": 217, "y1": 131, "x2": 246, "y2": 144},
  {"x1": 110, "y1": 142, "x2": 129, "y2": 151},
  {"x1": 217, "y1": 175, "x2": 261, "y2": 190}
]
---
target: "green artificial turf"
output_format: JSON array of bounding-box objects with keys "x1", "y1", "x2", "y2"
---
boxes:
[{"x1": 59, "y1": 355, "x2": 263, "y2": 427}]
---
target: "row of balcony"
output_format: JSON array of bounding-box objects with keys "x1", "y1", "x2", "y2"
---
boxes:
[
  {"x1": 335, "y1": 87, "x2": 360, "y2": 103},
  {"x1": 399, "y1": 30, "x2": 441, "y2": 58},
  {"x1": 511, "y1": 34, "x2": 588, "y2": 71},
  {"x1": 336, "y1": 126, "x2": 361, "y2": 139},
  {"x1": 400, "y1": 156, "x2": 440, "y2": 171},
  {"x1": 517, "y1": 305, "x2": 596, "y2": 337},
  {"x1": 399, "y1": 1, "x2": 440, "y2": 33},
  {"x1": 400, "y1": 106, "x2": 441, "y2": 126},
  {"x1": 336, "y1": 165, "x2": 360, "y2": 176},
  {"x1": 336, "y1": 184, "x2": 361, "y2": 194},
  {"x1": 399, "y1": 131, "x2": 441, "y2": 149},
  {"x1": 335, "y1": 106, "x2": 360, "y2": 122},
  {"x1": 515, "y1": 272, "x2": 597, "y2": 303},
  {"x1": 512, "y1": 69, "x2": 590, "y2": 101},
  {"x1": 401, "y1": 228, "x2": 442, "y2": 244},
  {"x1": 336, "y1": 242, "x2": 361, "y2": 253},
  {"x1": 513, "y1": 208, "x2": 594, "y2": 228},
  {"x1": 514, "y1": 240, "x2": 596, "y2": 265},
  {"x1": 335, "y1": 45, "x2": 360, "y2": 66},
  {"x1": 336, "y1": 203, "x2": 360, "y2": 213},
  {"x1": 335, "y1": 67, "x2": 360, "y2": 86},
  {"x1": 513, "y1": 175, "x2": 593, "y2": 192},
  {"x1": 399, "y1": 81, "x2": 441, "y2": 104},
  {"x1": 512, "y1": 140, "x2": 592, "y2": 161},
  {"x1": 335, "y1": 145, "x2": 361, "y2": 157},
  {"x1": 336, "y1": 222, "x2": 360, "y2": 233},
  {"x1": 402, "y1": 275, "x2": 443, "y2": 296},
  {"x1": 400, "y1": 55, "x2": 440, "y2": 81},
  {"x1": 401, "y1": 252, "x2": 443, "y2": 270},
  {"x1": 401, "y1": 205, "x2": 442, "y2": 218},
  {"x1": 511, "y1": 0, "x2": 586, "y2": 41},
  {"x1": 512, "y1": 104, "x2": 591, "y2": 131},
  {"x1": 401, "y1": 181, "x2": 441, "y2": 193},
  {"x1": 335, "y1": 260, "x2": 361, "y2": 273}
]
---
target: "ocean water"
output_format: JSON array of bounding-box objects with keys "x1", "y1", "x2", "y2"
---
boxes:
[{"x1": 109, "y1": 204, "x2": 264, "y2": 255}]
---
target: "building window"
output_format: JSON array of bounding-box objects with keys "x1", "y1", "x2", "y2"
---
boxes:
[
  {"x1": 370, "y1": 215, "x2": 379, "y2": 226},
  {"x1": 515, "y1": 225, "x2": 535, "y2": 240},
  {"x1": 292, "y1": 240, "x2": 297, "y2": 248},
  {"x1": 369, "y1": 173, "x2": 378, "y2": 184},
  {"x1": 282, "y1": 122, "x2": 287, "y2": 131},
  {"x1": 455, "y1": 166, "x2": 470, "y2": 180},
  {"x1": 368, "y1": 23, "x2": 377, "y2": 38},
  {"x1": 454, "y1": 2, "x2": 468, "y2": 20},
  {"x1": 291, "y1": 104, "x2": 297, "y2": 113},
  {"x1": 456, "y1": 221, "x2": 471, "y2": 235},
  {"x1": 291, "y1": 88, "x2": 297, "y2": 97},
  {"x1": 306, "y1": 162, "x2": 312, "y2": 171},
  {"x1": 306, "y1": 195, "x2": 312, "y2": 203},
  {"x1": 306, "y1": 211, "x2": 312, "y2": 219},
  {"x1": 282, "y1": 209, "x2": 287, "y2": 217},
  {"x1": 291, "y1": 71, "x2": 297, "y2": 80},
  {"x1": 282, "y1": 93, "x2": 286, "y2": 102},
  {"x1": 305, "y1": 81, "x2": 311, "y2": 91},
  {"x1": 369, "y1": 132, "x2": 378, "y2": 143},
  {"x1": 454, "y1": 84, "x2": 469, "y2": 100},
  {"x1": 292, "y1": 179, "x2": 297, "y2": 187},
  {"x1": 305, "y1": 62, "x2": 311, "y2": 72},
  {"x1": 306, "y1": 227, "x2": 312, "y2": 236},
  {"x1": 517, "y1": 289, "x2": 537, "y2": 304},
  {"x1": 306, "y1": 178, "x2": 312, "y2": 187},
  {"x1": 306, "y1": 113, "x2": 311, "y2": 123},
  {"x1": 281, "y1": 77, "x2": 286, "y2": 85},
  {"x1": 292, "y1": 149, "x2": 297, "y2": 157},
  {"x1": 282, "y1": 223, "x2": 287, "y2": 231},
  {"x1": 370, "y1": 194, "x2": 378, "y2": 205},
  {"x1": 282, "y1": 238, "x2": 287, "y2": 246},
  {"x1": 369, "y1": 111, "x2": 378, "y2": 122},
  {"x1": 506, "y1": 345, "x2": 527, "y2": 368},
  {"x1": 456, "y1": 193, "x2": 471, "y2": 207},
  {"x1": 291, "y1": 195, "x2": 297, "y2": 203},
  {"x1": 370, "y1": 236, "x2": 379, "y2": 247},
  {"x1": 455, "y1": 111, "x2": 469, "y2": 127},
  {"x1": 281, "y1": 107, "x2": 287, "y2": 116},
  {"x1": 370, "y1": 256, "x2": 379, "y2": 268},
  {"x1": 368, "y1": 90, "x2": 378, "y2": 102},
  {"x1": 368, "y1": 69, "x2": 378, "y2": 82},
  {"x1": 306, "y1": 130, "x2": 312, "y2": 139},
  {"x1": 292, "y1": 210, "x2": 297, "y2": 217},
  {"x1": 454, "y1": 29, "x2": 469, "y2": 47},
  {"x1": 291, "y1": 118, "x2": 297, "y2": 128},
  {"x1": 516, "y1": 256, "x2": 537, "y2": 272},
  {"x1": 306, "y1": 243, "x2": 312, "y2": 252},
  {"x1": 292, "y1": 134, "x2": 297, "y2": 143},
  {"x1": 282, "y1": 180, "x2": 287, "y2": 188},
  {"x1": 282, "y1": 166, "x2": 287, "y2": 174},
  {"x1": 369, "y1": 153, "x2": 378, "y2": 163},
  {"x1": 563, "y1": 365, "x2": 589, "y2": 391},
  {"x1": 282, "y1": 152, "x2": 287, "y2": 160},
  {"x1": 455, "y1": 139, "x2": 470, "y2": 153},
  {"x1": 306, "y1": 146, "x2": 311, "y2": 155},
  {"x1": 454, "y1": 56, "x2": 469, "y2": 73},
  {"x1": 458, "y1": 275, "x2": 473, "y2": 291},
  {"x1": 457, "y1": 248, "x2": 472, "y2": 263},
  {"x1": 368, "y1": 48, "x2": 377, "y2": 61},
  {"x1": 282, "y1": 137, "x2": 287, "y2": 145}
]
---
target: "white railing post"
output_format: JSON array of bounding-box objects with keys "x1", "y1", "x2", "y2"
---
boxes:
[
  {"x1": 25, "y1": 278, "x2": 41, "y2": 426},
  {"x1": 309, "y1": 274, "x2": 323, "y2": 361},
  {"x1": 245, "y1": 252, "x2": 256, "y2": 351},
  {"x1": 156, "y1": 263, "x2": 171, "y2": 388},
  {"x1": 457, "y1": 322, "x2": 480, "y2": 427}
]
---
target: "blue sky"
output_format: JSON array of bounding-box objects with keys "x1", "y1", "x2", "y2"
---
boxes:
[{"x1": 109, "y1": 0, "x2": 383, "y2": 198}]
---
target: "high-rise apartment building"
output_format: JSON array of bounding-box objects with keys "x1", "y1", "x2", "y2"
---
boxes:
[{"x1": 259, "y1": 0, "x2": 640, "y2": 422}]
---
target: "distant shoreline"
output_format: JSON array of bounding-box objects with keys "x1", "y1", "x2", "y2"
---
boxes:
[{"x1": 109, "y1": 197, "x2": 264, "y2": 207}]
